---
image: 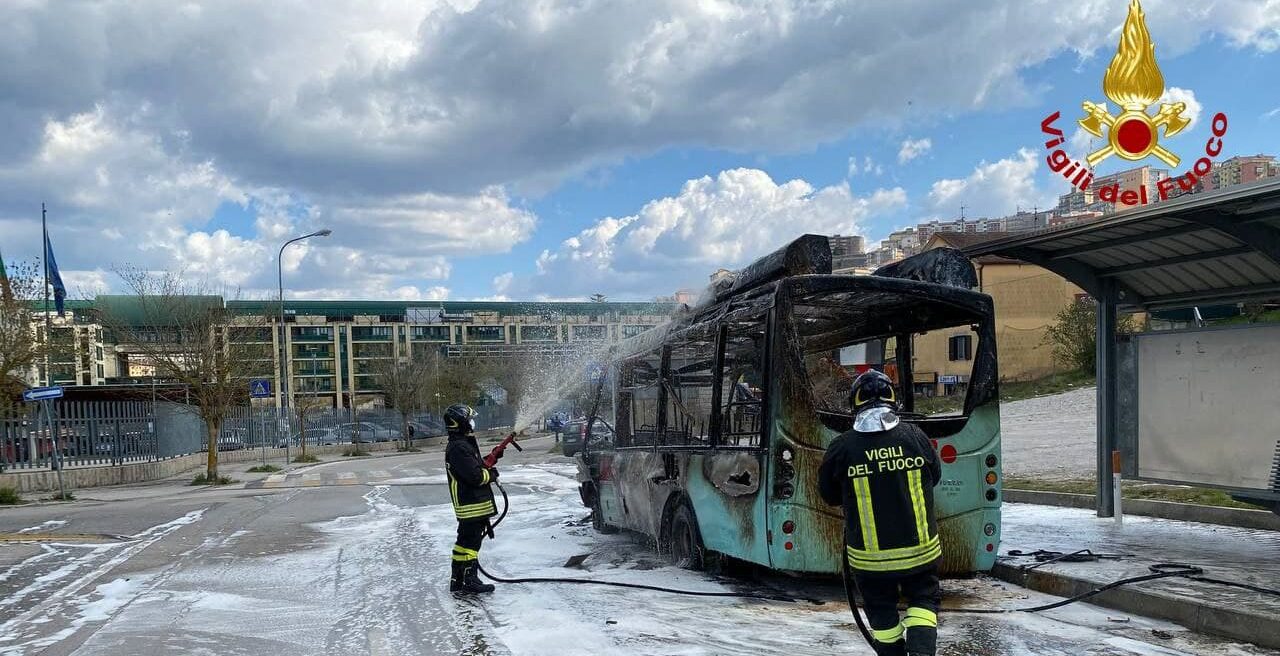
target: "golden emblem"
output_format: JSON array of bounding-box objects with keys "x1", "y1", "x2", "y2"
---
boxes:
[{"x1": 1078, "y1": 0, "x2": 1189, "y2": 167}]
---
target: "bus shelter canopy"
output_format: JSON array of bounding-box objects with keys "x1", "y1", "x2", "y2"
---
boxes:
[{"x1": 962, "y1": 179, "x2": 1280, "y2": 312}]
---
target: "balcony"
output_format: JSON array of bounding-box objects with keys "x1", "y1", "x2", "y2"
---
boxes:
[
  {"x1": 351, "y1": 326, "x2": 393, "y2": 341},
  {"x1": 293, "y1": 343, "x2": 333, "y2": 359},
  {"x1": 294, "y1": 377, "x2": 335, "y2": 393},
  {"x1": 572, "y1": 325, "x2": 607, "y2": 341},
  {"x1": 354, "y1": 376, "x2": 383, "y2": 392},
  {"x1": 410, "y1": 326, "x2": 450, "y2": 342},
  {"x1": 294, "y1": 361, "x2": 336, "y2": 376},
  {"x1": 520, "y1": 325, "x2": 557, "y2": 343},
  {"x1": 465, "y1": 325, "x2": 505, "y2": 343},
  {"x1": 291, "y1": 327, "x2": 334, "y2": 342},
  {"x1": 229, "y1": 327, "x2": 273, "y2": 343},
  {"x1": 352, "y1": 342, "x2": 393, "y2": 359}
]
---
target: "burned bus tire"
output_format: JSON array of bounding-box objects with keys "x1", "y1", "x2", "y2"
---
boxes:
[{"x1": 668, "y1": 505, "x2": 705, "y2": 570}]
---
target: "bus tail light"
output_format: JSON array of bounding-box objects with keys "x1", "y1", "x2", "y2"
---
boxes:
[
  {"x1": 986, "y1": 489, "x2": 997, "y2": 502},
  {"x1": 784, "y1": 541, "x2": 794, "y2": 551},
  {"x1": 777, "y1": 462, "x2": 795, "y2": 481},
  {"x1": 782, "y1": 520, "x2": 795, "y2": 534},
  {"x1": 985, "y1": 472, "x2": 998, "y2": 485},
  {"x1": 984, "y1": 523, "x2": 996, "y2": 537},
  {"x1": 777, "y1": 483, "x2": 794, "y2": 499},
  {"x1": 985, "y1": 454, "x2": 998, "y2": 468}
]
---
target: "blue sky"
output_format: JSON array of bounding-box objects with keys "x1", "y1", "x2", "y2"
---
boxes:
[{"x1": 0, "y1": 1, "x2": 1277, "y2": 302}]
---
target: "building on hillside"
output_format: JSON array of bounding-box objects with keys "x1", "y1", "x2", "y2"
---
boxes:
[
  {"x1": 1000, "y1": 210, "x2": 1051, "y2": 232},
  {"x1": 829, "y1": 234, "x2": 869, "y2": 270},
  {"x1": 910, "y1": 232, "x2": 1083, "y2": 397},
  {"x1": 1057, "y1": 164, "x2": 1169, "y2": 215},
  {"x1": 1201, "y1": 154, "x2": 1278, "y2": 192},
  {"x1": 1049, "y1": 210, "x2": 1105, "y2": 228}
]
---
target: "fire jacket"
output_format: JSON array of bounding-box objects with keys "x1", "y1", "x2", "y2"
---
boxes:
[
  {"x1": 445, "y1": 433, "x2": 497, "y2": 522},
  {"x1": 818, "y1": 421, "x2": 943, "y2": 577}
]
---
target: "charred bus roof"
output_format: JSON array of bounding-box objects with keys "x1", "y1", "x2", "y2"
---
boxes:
[{"x1": 608, "y1": 235, "x2": 992, "y2": 361}]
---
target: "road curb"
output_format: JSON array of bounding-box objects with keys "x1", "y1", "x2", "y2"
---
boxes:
[
  {"x1": 1004, "y1": 489, "x2": 1280, "y2": 531},
  {"x1": 990, "y1": 562, "x2": 1280, "y2": 649}
]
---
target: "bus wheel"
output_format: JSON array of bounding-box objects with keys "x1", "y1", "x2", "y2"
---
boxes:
[
  {"x1": 669, "y1": 505, "x2": 705, "y2": 570},
  {"x1": 592, "y1": 500, "x2": 619, "y2": 534}
]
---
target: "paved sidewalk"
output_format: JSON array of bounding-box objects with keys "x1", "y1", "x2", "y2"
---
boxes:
[{"x1": 995, "y1": 502, "x2": 1280, "y2": 649}]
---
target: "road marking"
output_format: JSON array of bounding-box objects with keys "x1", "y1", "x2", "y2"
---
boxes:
[
  {"x1": 301, "y1": 473, "x2": 322, "y2": 487},
  {"x1": 337, "y1": 472, "x2": 358, "y2": 485},
  {"x1": 0, "y1": 533, "x2": 127, "y2": 543},
  {"x1": 368, "y1": 470, "x2": 391, "y2": 480},
  {"x1": 400, "y1": 468, "x2": 427, "y2": 477}
]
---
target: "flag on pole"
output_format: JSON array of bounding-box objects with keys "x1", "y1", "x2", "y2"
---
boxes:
[
  {"x1": 0, "y1": 248, "x2": 11, "y2": 303},
  {"x1": 43, "y1": 224, "x2": 66, "y2": 316}
]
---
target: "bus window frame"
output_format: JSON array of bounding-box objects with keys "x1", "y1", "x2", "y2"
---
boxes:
[{"x1": 715, "y1": 309, "x2": 770, "y2": 451}]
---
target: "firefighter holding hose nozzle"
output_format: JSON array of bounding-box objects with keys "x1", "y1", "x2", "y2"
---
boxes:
[
  {"x1": 819, "y1": 370, "x2": 943, "y2": 656},
  {"x1": 444, "y1": 403, "x2": 499, "y2": 595}
]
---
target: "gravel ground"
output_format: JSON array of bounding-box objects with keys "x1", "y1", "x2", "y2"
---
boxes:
[{"x1": 999, "y1": 386, "x2": 1096, "y2": 481}]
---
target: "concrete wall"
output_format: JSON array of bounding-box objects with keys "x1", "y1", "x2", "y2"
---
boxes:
[{"x1": 0, "y1": 436, "x2": 446, "y2": 494}]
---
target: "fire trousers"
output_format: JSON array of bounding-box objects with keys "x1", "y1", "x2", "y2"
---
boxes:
[
  {"x1": 452, "y1": 519, "x2": 488, "y2": 563},
  {"x1": 855, "y1": 565, "x2": 941, "y2": 655}
]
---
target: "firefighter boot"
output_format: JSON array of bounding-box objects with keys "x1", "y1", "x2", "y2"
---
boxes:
[
  {"x1": 871, "y1": 641, "x2": 906, "y2": 656},
  {"x1": 449, "y1": 561, "x2": 466, "y2": 593},
  {"x1": 461, "y1": 564, "x2": 495, "y2": 594}
]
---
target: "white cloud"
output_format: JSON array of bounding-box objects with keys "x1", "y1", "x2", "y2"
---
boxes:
[
  {"x1": 523, "y1": 168, "x2": 905, "y2": 298},
  {"x1": 847, "y1": 155, "x2": 883, "y2": 177},
  {"x1": 1266, "y1": 107, "x2": 1280, "y2": 120},
  {"x1": 898, "y1": 138, "x2": 932, "y2": 164},
  {"x1": 926, "y1": 149, "x2": 1052, "y2": 219},
  {"x1": 492, "y1": 272, "x2": 514, "y2": 294},
  {"x1": 1157, "y1": 87, "x2": 1202, "y2": 130}
]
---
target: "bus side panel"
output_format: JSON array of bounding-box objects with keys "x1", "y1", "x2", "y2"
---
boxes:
[
  {"x1": 932, "y1": 403, "x2": 1002, "y2": 574},
  {"x1": 611, "y1": 450, "x2": 668, "y2": 537},
  {"x1": 683, "y1": 452, "x2": 772, "y2": 568}
]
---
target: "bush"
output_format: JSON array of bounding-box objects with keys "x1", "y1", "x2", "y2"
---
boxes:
[
  {"x1": 341, "y1": 448, "x2": 370, "y2": 457},
  {"x1": 0, "y1": 487, "x2": 21, "y2": 505},
  {"x1": 47, "y1": 491, "x2": 76, "y2": 501},
  {"x1": 1044, "y1": 297, "x2": 1137, "y2": 372},
  {"x1": 246, "y1": 465, "x2": 281, "y2": 473},
  {"x1": 191, "y1": 474, "x2": 237, "y2": 486},
  {"x1": 293, "y1": 454, "x2": 320, "y2": 464}
]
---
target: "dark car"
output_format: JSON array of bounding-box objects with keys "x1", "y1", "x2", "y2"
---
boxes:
[{"x1": 561, "y1": 418, "x2": 613, "y2": 458}]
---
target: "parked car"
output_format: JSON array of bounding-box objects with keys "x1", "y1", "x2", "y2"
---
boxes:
[
  {"x1": 338, "y1": 422, "x2": 397, "y2": 443},
  {"x1": 217, "y1": 429, "x2": 247, "y2": 451},
  {"x1": 279, "y1": 427, "x2": 343, "y2": 448},
  {"x1": 561, "y1": 418, "x2": 614, "y2": 458}
]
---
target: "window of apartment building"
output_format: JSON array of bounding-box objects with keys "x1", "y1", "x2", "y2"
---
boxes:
[
  {"x1": 622, "y1": 324, "x2": 654, "y2": 338},
  {"x1": 351, "y1": 326, "x2": 392, "y2": 340},
  {"x1": 466, "y1": 325, "x2": 505, "y2": 342},
  {"x1": 948, "y1": 334, "x2": 972, "y2": 361},
  {"x1": 520, "y1": 325, "x2": 557, "y2": 342},
  {"x1": 411, "y1": 325, "x2": 450, "y2": 341},
  {"x1": 292, "y1": 326, "x2": 333, "y2": 340},
  {"x1": 573, "y1": 325, "x2": 607, "y2": 341}
]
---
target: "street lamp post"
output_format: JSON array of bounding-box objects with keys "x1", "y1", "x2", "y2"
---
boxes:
[{"x1": 277, "y1": 229, "x2": 332, "y2": 461}]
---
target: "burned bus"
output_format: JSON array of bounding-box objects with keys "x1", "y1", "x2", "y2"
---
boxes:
[{"x1": 576, "y1": 235, "x2": 1002, "y2": 576}]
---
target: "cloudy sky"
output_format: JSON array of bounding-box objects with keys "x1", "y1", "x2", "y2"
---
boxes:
[{"x1": 1, "y1": 0, "x2": 1277, "y2": 302}]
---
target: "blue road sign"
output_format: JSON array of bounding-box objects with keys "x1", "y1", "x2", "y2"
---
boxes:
[
  {"x1": 586, "y1": 363, "x2": 605, "y2": 383},
  {"x1": 250, "y1": 379, "x2": 273, "y2": 399},
  {"x1": 22, "y1": 386, "x2": 64, "y2": 402}
]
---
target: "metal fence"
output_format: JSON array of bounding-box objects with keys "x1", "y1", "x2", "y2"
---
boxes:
[
  {"x1": 0, "y1": 400, "x2": 506, "y2": 471},
  {"x1": 1, "y1": 401, "x2": 158, "y2": 470}
]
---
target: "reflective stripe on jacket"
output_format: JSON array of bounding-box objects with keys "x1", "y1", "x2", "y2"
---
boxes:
[
  {"x1": 445, "y1": 433, "x2": 497, "y2": 522},
  {"x1": 818, "y1": 421, "x2": 943, "y2": 577}
]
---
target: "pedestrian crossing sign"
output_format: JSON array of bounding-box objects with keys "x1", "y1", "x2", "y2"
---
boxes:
[{"x1": 250, "y1": 379, "x2": 272, "y2": 398}]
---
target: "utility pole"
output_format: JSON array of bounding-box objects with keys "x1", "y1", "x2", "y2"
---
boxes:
[{"x1": 41, "y1": 203, "x2": 52, "y2": 387}]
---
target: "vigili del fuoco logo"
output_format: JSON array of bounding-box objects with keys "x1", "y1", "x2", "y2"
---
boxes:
[{"x1": 1040, "y1": 0, "x2": 1228, "y2": 208}]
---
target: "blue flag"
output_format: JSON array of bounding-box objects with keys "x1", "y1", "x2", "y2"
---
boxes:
[{"x1": 44, "y1": 224, "x2": 66, "y2": 316}]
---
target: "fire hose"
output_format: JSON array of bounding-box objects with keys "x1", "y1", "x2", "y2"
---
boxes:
[{"x1": 469, "y1": 440, "x2": 1280, "y2": 645}]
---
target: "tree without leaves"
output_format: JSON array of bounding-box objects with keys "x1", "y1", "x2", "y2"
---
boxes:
[
  {"x1": 1043, "y1": 297, "x2": 1136, "y2": 373},
  {"x1": 368, "y1": 355, "x2": 433, "y2": 450},
  {"x1": 97, "y1": 267, "x2": 271, "y2": 479},
  {"x1": 293, "y1": 395, "x2": 330, "y2": 459},
  {"x1": 0, "y1": 260, "x2": 47, "y2": 416}
]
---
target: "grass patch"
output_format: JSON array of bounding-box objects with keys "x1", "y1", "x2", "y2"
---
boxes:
[
  {"x1": 913, "y1": 370, "x2": 1096, "y2": 416},
  {"x1": 341, "y1": 447, "x2": 370, "y2": 457},
  {"x1": 0, "y1": 487, "x2": 22, "y2": 505},
  {"x1": 190, "y1": 473, "x2": 237, "y2": 486},
  {"x1": 1004, "y1": 476, "x2": 1264, "y2": 510},
  {"x1": 46, "y1": 491, "x2": 76, "y2": 501},
  {"x1": 292, "y1": 454, "x2": 320, "y2": 464},
  {"x1": 246, "y1": 464, "x2": 281, "y2": 474},
  {"x1": 397, "y1": 446, "x2": 422, "y2": 453}
]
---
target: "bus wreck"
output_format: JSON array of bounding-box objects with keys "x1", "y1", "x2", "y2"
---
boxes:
[{"x1": 576, "y1": 235, "x2": 1002, "y2": 576}]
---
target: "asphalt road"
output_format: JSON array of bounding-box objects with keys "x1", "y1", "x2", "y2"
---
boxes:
[{"x1": 0, "y1": 435, "x2": 1272, "y2": 655}]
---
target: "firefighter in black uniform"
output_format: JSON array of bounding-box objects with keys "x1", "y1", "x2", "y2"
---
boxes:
[
  {"x1": 444, "y1": 403, "x2": 499, "y2": 594},
  {"x1": 819, "y1": 370, "x2": 943, "y2": 656}
]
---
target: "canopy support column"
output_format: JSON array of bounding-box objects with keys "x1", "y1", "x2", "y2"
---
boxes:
[{"x1": 1095, "y1": 279, "x2": 1119, "y2": 517}]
